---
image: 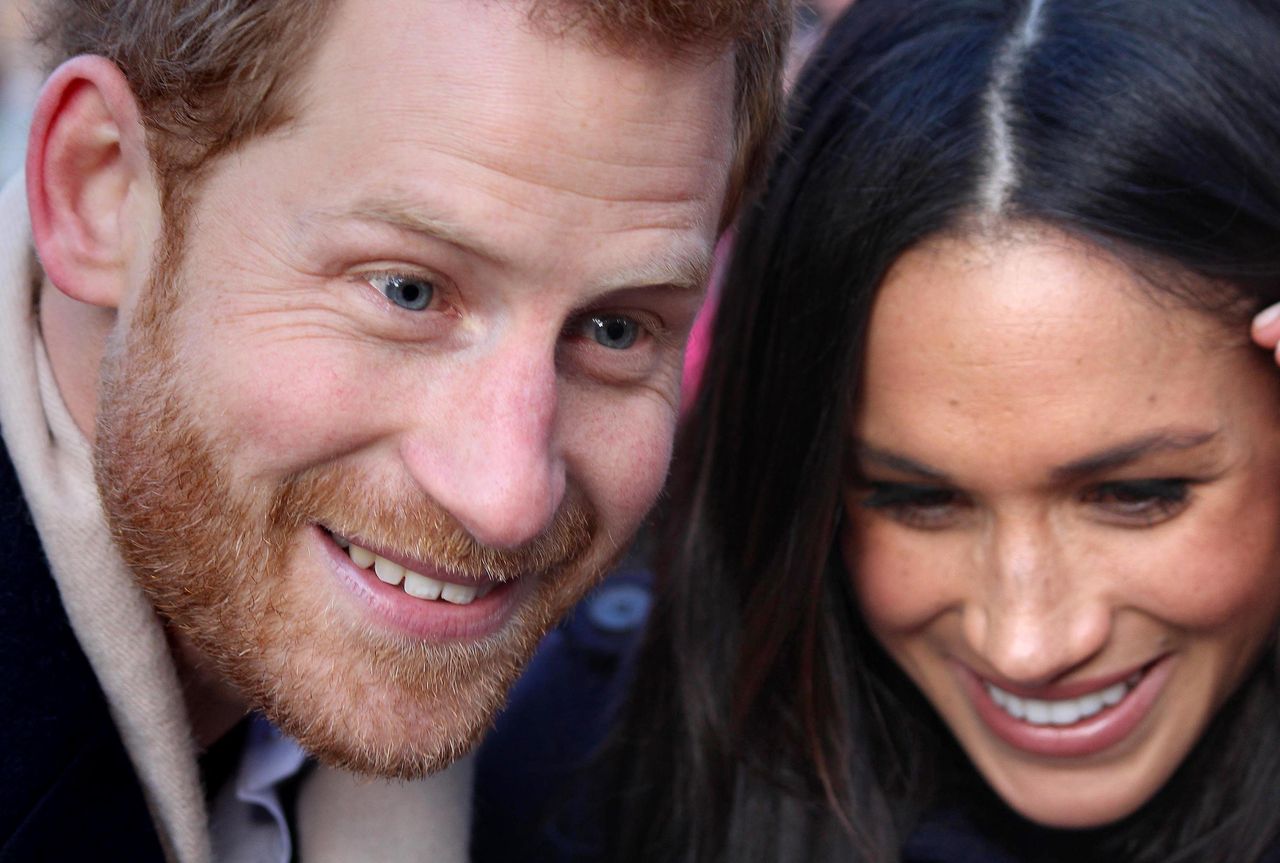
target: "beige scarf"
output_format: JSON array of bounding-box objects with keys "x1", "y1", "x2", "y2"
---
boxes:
[{"x1": 0, "y1": 173, "x2": 474, "y2": 863}]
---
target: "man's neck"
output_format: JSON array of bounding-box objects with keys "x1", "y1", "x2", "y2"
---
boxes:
[
  {"x1": 37, "y1": 277, "x2": 113, "y2": 442},
  {"x1": 168, "y1": 629, "x2": 251, "y2": 750}
]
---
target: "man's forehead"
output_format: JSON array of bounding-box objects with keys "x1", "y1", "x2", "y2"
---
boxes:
[
  {"x1": 297, "y1": 0, "x2": 737, "y2": 177},
  {"x1": 243, "y1": 0, "x2": 737, "y2": 278},
  {"x1": 311, "y1": 0, "x2": 739, "y2": 111}
]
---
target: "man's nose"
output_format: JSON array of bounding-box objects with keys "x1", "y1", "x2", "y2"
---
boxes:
[
  {"x1": 400, "y1": 341, "x2": 566, "y2": 550},
  {"x1": 962, "y1": 520, "x2": 1111, "y2": 686}
]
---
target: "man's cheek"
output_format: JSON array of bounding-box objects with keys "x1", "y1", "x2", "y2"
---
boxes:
[
  {"x1": 571, "y1": 392, "x2": 678, "y2": 527},
  {"x1": 180, "y1": 334, "x2": 402, "y2": 470}
]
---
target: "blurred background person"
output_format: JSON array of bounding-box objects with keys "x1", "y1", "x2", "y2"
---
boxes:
[{"x1": 0, "y1": 0, "x2": 38, "y2": 178}]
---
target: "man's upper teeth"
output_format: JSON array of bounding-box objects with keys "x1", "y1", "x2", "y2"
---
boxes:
[
  {"x1": 350, "y1": 545, "x2": 375, "y2": 568},
  {"x1": 404, "y1": 569, "x2": 443, "y2": 600},
  {"x1": 374, "y1": 556, "x2": 405, "y2": 586},
  {"x1": 984, "y1": 674, "x2": 1138, "y2": 727},
  {"x1": 344, "y1": 541, "x2": 485, "y2": 606}
]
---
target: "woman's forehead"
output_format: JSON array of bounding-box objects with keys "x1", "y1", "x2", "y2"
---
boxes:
[
  {"x1": 854, "y1": 227, "x2": 1275, "y2": 469},
  {"x1": 867, "y1": 228, "x2": 1223, "y2": 379}
]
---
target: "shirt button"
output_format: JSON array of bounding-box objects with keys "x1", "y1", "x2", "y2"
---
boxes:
[{"x1": 586, "y1": 582, "x2": 651, "y2": 633}]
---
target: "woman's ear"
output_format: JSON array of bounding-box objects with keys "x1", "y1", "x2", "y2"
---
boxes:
[{"x1": 26, "y1": 55, "x2": 158, "y2": 310}]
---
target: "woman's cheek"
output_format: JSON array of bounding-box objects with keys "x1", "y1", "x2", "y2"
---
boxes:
[
  {"x1": 843, "y1": 515, "x2": 953, "y2": 633},
  {"x1": 1121, "y1": 505, "x2": 1280, "y2": 631}
]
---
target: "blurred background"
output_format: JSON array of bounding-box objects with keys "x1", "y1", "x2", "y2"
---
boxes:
[{"x1": 0, "y1": 0, "x2": 37, "y2": 179}]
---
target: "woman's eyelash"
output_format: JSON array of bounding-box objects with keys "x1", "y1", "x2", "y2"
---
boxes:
[
  {"x1": 859, "y1": 482, "x2": 964, "y2": 529},
  {"x1": 1084, "y1": 478, "x2": 1190, "y2": 504},
  {"x1": 1081, "y1": 478, "x2": 1192, "y2": 524},
  {"x1": 857, "y1": 478, "x2": 1195, "y2": 531},
  {"x1": 860, "y1": 482, "x2": 959, "y2": 510}
]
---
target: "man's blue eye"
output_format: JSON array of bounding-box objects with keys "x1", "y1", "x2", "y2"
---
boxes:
[
  {"x1": 377, "y1": 275, "x2": 434, "y2": 311},
  {"x1": 586, "y1": 315, "x2": 640, "y2": 350}
]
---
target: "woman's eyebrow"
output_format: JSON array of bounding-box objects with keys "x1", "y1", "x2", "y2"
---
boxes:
[
  {"x1": 1049, "y1": 429, "x2": 1221, "y2": 482},
  {"x1": 854, "y1": 429, "x2": 1221, "y2": 484},
  {"x1": 853, "y1": 443, "x2": 951, "y2": 481}
]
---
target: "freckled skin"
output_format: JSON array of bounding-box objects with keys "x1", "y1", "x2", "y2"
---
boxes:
[
  {"x1": 93, "y1": 0, "x2": 734, "y2": 775},
  {"x1": 842, "y1": 226, "x2": 1280, "y2": 827}
]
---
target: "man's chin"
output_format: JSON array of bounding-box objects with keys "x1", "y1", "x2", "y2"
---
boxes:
[
  {"x1": 143, "y1": 513, "x2": 600, "y2": 777},
  {"x1": 191, "y1": 568, "x2": 565, "y2": 779},
  {"x1": 262, "y1": 674, "x2": 512, "y2": 780}
]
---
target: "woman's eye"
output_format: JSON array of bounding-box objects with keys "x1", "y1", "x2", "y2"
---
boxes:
[
  {"x1": 582, "y1": 315, "x2": 641, "y2": 350},
  {"x1": 860, "y1": 482, "x2": 964, "y2": 530},
  {"x1": 371, "y1": 274, "x2": 435, "y2": 311},
  {"x1": 1082, "y1": 479, "x2": 1190, "y2": 525}
]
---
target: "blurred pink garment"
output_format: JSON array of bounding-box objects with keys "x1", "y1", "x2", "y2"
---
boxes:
[{"x1": 680, "y1": 232, "x2": 735, "y2": 415}]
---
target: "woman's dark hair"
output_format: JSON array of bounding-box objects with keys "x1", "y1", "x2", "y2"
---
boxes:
[{"x1": 603, "y1": 1, "x2": 1280, "y2": 861}]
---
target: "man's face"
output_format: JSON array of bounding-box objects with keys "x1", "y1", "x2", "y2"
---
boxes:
[{"x1": 94, "y1": 0, "x2": 734, "y2": 777}]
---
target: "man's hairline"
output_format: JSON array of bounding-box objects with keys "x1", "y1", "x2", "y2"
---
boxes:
[{"x1": 137, "y1": 2, "x2": 749, "y2": 235}]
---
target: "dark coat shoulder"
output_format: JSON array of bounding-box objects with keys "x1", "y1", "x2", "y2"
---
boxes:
[{"x1": 0, "y1": 441, "x2": 165, "y2": 862}]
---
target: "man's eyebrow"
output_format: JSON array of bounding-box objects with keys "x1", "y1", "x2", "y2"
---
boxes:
[
  {"x1": 1050, "y1": 429, "x2": 1221, "y2": 481},
  {"x1": 317, "y1": 199, "x2": 712, "y2": 293},
  {"x1": 853, "y1": 443, "x2": 952, "y2": 482},
  {"x1": 596, "y1": 244, "x2": 712, "y2": 295},
  {"x1": 318, "y1": 199, "x2": 514, "y2": 267}
]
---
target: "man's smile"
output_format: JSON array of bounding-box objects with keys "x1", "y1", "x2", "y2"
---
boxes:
[
  {"x1": 326, "y1": 527, "x2": 505, "y2": 605},
  {"x1": 315, "y1": 526, "x2": 537, "y2": 643}
]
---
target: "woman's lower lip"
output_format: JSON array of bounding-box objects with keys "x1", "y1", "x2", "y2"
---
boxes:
[
  {"x1": 315, "y1": 526, "x2": 536, "y2": 642},
  {"x1": 960, "y1": 656, "x2": 1174, "y2": 759}
]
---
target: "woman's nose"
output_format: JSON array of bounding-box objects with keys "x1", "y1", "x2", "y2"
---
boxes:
[{"x1": 962, "y1": 519, "x2": 1112, "y2": 686}]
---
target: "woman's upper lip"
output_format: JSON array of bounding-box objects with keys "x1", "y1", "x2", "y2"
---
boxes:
[{"x1": 959, "y1": 655, "x2": 1166, "y2": 701}]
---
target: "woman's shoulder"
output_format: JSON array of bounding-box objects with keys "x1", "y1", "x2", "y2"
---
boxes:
[
  {"x1": 906, "y1": 807, "x2": 1280, "y2": 863},
  {"x1": 471, "y1": 567, "x2": 652, "y2": 863},
  {"x1": 903, "y1": 809, "x2": 1021, "y2": 863}
]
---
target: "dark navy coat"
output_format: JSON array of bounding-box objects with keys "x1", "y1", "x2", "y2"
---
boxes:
[
  {"x1": 0, "y1": 442, "x2": 167, "y2": 861},
  {"x1": 471, "y1": 568, "x2": 651, "y2": 862}
]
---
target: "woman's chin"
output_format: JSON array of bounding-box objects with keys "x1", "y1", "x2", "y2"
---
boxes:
[
  {"x1": 989, "y1": 780, "x2": 1152, "y2": 831},
  {"x1": 969, "y1": 748, "x2": 1179, "y2": 831}
]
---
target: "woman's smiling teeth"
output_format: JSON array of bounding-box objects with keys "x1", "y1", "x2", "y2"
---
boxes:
[
  {"x1": 342, "y1": 540, "x2": 493, "y2": 606},
  {"x1": 984, "y1": 673, "x2": 1141, "y2": 727}
]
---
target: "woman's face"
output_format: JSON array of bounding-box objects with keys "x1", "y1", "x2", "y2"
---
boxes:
[{"x1": 842, "y1": 227, "x2": 1280, "y2": 828}]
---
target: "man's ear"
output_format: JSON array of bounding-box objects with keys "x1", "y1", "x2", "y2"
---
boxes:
[{"x1": 26, "y1": 56, "x2": 157, "y2": 310}]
